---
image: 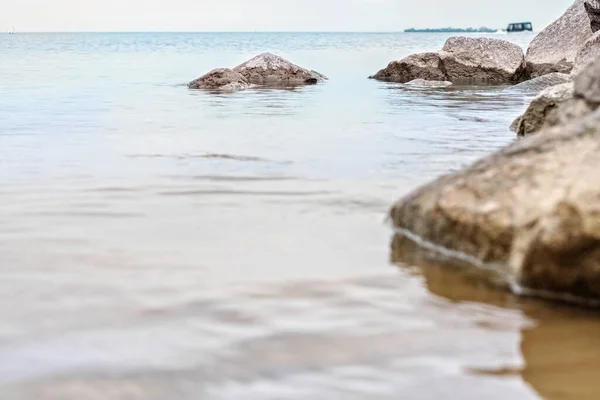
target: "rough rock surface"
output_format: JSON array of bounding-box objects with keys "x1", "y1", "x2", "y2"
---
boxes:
[
  {"x1": 390, "y1": 107, "x2": 600, "y2": 303},
  {"x1": 507, "y1": 73, "x2": 571, "y2": 93},
  {"x1": 516, "y1": 83, "x2": 574, "y2": 136},
  {"x1": 545, "y1": 57, "x2": 600, "y2": 127},
  {"x1": 390, "y1": 57, "x2": 600, "y2": 304},
  {"x1": 370, "y1": 53, "x2": 447, "y2": 83},
  {"x1": 573, "y1": 31, "x2": 600, "y2": 75},
  {"x1": 525, "y1": 0, "x2": 593, "y2": 78},
  {"x1": 439, "y1": 37, "x2": 526, "y2": 84},
  {"x1": 233, "y1": 53, "x2": 326, "y2": 86},
  {"x1": 188, "y1": 68, "x2": 250, "y2": 91},
  {"x1": 585, "y1": 0, "x2": 600, "y2": 32}
]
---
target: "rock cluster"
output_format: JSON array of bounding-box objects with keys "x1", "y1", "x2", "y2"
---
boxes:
[
  {"x1": 390, "y1": 56, "x2": 600, "y2": 304},
  {"x1": 371, "y1": 37, "x2": 526, "y2": 84}
]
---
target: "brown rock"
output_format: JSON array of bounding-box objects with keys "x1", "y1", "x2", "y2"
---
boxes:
[
  {"x1": 389, "y1": 107, "x2": 600, "y2": 304},
  {"x1": 188, "y1": 68, "x2": 250, "y2": 91},
  {"x1": 390, "y1": 56, "x2": 600, "y2": 304},
  {"x1": 233, "y1": 53, "x2": 326, "y2": 86},
  {"x1": 526, "y1": 0, "x2": 593, "y2": 78},
  {"x1": 516, "y1": 82, "x2": 574, "y2": 136},
  {"x1": 440, "y1": 37, "x2": 526, "y2": 84},
  {"x1": 370, "y1": 53, "x2": 447, "y2": 83}
]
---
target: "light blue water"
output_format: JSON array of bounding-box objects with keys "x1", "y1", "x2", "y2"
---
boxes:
[{"x1": 4, "y1": 32, "x2": 600, "y2": 400}]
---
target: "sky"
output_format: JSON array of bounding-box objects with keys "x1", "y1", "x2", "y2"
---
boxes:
[{"x1": 1, "y1": 0, "x2": 574, "y2": 32}]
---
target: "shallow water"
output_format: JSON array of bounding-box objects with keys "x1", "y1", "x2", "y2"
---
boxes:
[{"x1": 2, "y1": 32, "x2": 600, "y2": 399}]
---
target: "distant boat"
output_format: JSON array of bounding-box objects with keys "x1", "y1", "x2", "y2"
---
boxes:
[
  {"x1": 505, "y1": 22, "x2": 533, "y2": 32},
  {"x1": 8, "y1": 27, "x2": 15, "y2": 34}
]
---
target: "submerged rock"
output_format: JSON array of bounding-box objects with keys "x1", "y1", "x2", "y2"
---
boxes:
[
  {"x1": 507, "y1": 72, "x2": 571, "y2": 93},
  {"x1": 370, "y1": 53, "x2": 447, "y2": 83},
  {"x1": 585, "y1": 0, "x2": 600, "y2": 32},
  {"x1": 572, "y1": 31, "x2": 600, "y2": 75},
  {"x1": 516, "y1": 82, "x2": 574, "y2": 136},
  {"x1": 390, "y1": 107, "x2": 600, "y2": 304},
  {"x1": 233, "y1": 52, "x2": 326, "y2": 86},
  {"x1": 440, "y1": 37, "x2": 526, "y2": 84},
  {"x1": 405, "y1": 79, "x2": 452, "y2": 87},
  {"x1": 525, "y1": 0, "x2": 593, "y2": 77},
  {"x1": 188, "y1": 68, "x2": 250, "y2": 91}
]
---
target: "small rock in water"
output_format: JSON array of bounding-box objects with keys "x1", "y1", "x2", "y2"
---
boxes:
[
  {"x1": 233, "y1": 52, "x2": 327, "y2": 86},
  {"x1": 405, "y1": 79, "x2": 452, "y2": 87},
  {"x1": 188, "y1": 68, "x2": 250, "y2": 92}
]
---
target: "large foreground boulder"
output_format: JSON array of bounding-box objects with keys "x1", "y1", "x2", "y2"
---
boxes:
[
  {"x1": 390, "y1": 107, "x2": 600, "y2": 303},
  {"x1": 370, "y1": 53, "x2": 447, "y2": 83},
  {"x1": 526, "y1": 0, "x2": 593, "y2": 77},
  {"x1": 572, "y1": 31, "x2": 600, "y2": 75},
  {"x1": 585, "y1": 0, "x2": 600, "y2": 31},
  {"x1": 440, "y1": 37, "x2": 526, "y2": 84},
  {"x1": 233, "y1": 52, "x2": 326, "y2": 86},
  {"x1": 188, "y1": 68, "x2": 251, "y2": 91},
  {"x1": 514, "y1": 82, "x2": 574, "y2": 136}
]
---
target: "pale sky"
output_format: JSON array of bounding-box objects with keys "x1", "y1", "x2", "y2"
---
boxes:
[{"x1": 1, "y1": 0, "x2": 574, "y2": 32}]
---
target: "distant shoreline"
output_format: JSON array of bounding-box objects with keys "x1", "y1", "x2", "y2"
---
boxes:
[{"x1": 405, "y1": 27, "x2": 498, "y2": 33}]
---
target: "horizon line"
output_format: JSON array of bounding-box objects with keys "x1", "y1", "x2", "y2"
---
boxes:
[{"x1": 1, "y1": 29, "x2": 511, "y2": 34}]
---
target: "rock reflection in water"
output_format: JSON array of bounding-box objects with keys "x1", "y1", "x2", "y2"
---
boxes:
[{"x1": 391, "y1": 233, "x2": 600, "y2": 400}]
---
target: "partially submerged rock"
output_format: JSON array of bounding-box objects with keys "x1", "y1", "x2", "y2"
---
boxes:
[
  {"x1": 572, "y1": 31, "x2": 600, "y2": 75},
  {"x1": 188, "y1": 68, "x2": 251, "y2": 91},
  {"x1": 510, "y1": 57, "x2": 600, "y2": 135},
  {"x1": 525, "y1": 0, "x2": 593, "y2": 77},
  {"x1": 516, "y1": 82, "x2": 574, "y2": 136},
  {"x1": 390, "y1": 107, "x2": 600, "y2": 304},
  {"x1": 440, "y1": 37, "x2": 526, "y2": 84},
  {"x1": 370, "y1": 53, "x2": 447, "y2": 83},
  {"x1": 507, "y1": 72, "x2": 571, "y2": 93},
  {"x1": 233, "y1": 52, "x2": 326, "y2": 86},
  {"x1": 585, "y1": 0, "x2": 600, "y2": 32},
  {"x1": 390, "y1": 57, "x2": 600, "y2": 304}
]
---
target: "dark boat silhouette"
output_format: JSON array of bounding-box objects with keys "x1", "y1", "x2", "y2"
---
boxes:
[{"x1": 506, "y1": 22, "x2": 533, "y2": 32}]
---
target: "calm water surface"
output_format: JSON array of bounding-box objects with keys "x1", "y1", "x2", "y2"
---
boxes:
[{"x1": 2, "y1": 32, "x2": 600, "y2": 399}]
